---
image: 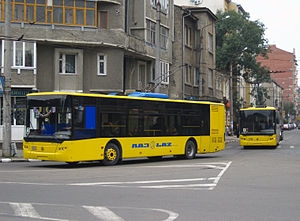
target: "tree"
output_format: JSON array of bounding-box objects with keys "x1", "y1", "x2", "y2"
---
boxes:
[
  {"x1": 283, "y1": 101, "x2": 296, "y2": 123},
  {"x1": 216, "y1": 10, "x2": 271, "y2": 106}
]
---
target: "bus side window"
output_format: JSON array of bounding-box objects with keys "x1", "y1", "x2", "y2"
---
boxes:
[{"x1": 75, "y1": 106, "x2": 84, "y2": 124}]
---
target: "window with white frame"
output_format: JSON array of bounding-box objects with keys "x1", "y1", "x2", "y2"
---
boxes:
[
  {"x1": 59, "y1": 53, "x2": 77, "y2": 74},
  {"x1": 185, "y1": 25, "x2": 192, "y2": 47},
  {"x1": 13, "y1": 41, "x2": 36, "y2": 68},
  {"x1": 160, "y1": 61, "x2": 169, "y2": 84},
  {"x1": 97, "y1": 53, "x2": 107, "y2": 75},
  {"x1": 150, "y1": 0, "x2": 169, "y2": 14}
]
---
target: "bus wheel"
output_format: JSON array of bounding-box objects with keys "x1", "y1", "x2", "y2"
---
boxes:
[
  {"x1": 103, "y1": 143, "x2": 121, "y2": 166},
  {"x1": 185, "y1": 140, "x2": 196, "y2": 159}
]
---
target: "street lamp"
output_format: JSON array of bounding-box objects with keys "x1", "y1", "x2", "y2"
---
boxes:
[
  {"x1": 155, "y1": 1, "x2": 161, "y2": 93},
  {"x1": 3, "y1": 0, "x2": 12, "y2": 157}
]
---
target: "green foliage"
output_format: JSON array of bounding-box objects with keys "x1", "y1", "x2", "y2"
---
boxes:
[
  {"x1": 216, "y1": 10, "x2": 269, "y2": 81},
  {"x1": 283, "y1": 101, "x2": 296, "y2": 117},
  {"x1": 216, "y1": 10, "x2": 272, "y2": 107}
]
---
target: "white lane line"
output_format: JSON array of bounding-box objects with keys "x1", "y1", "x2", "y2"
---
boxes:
[
  {"x1": 141, "y1": 183, "x2": 216, "y2": 189},
  {"x1": 71, "y1": 177, "x2": 208, "y2": 186},
  {"x1": 290, "y1": 146, "x2": 294, "y2": 149},
  {"x1": 212, "y1": 161, "x2": 232, "y2": 186},
  {"x1": 83, "y1": 206, "x2": 125, "y2": 221}
]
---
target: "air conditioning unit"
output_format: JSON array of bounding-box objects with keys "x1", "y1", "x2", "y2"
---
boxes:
[{"x1": 194, "y1": 0, "x2": 201, "y2": 5}]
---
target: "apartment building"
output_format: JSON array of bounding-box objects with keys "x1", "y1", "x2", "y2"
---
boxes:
[
  {"x1": 0, "y1": 0, "x2": 175, "y2": 141},
  {"x1": 257, "y1": 45, "x2": 298, "y2": 115},
  {"x1": 0, "y1": 0, "x2": 220, "y2": 142}
]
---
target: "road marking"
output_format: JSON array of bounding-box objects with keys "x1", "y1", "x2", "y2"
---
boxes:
[
  {"x1": 3, "y1": 202, "x2": 178, "y2": 221},
  {"x1": 153, "y1": 208, "x2": 179, "y2": 221},
  {"x1": 83, "y1": 206, "x2": 125, "y2": 221},
  {"x1": 0, "y1": 162, "x2": 232, "y2": 190},
  {"x1": 71, "y1": 161, "x2": 232, "y2": 190},
  {"x1": 212, "y1": 161, "x2": 232, "y2": 186},
  {"x1": 10, "y1": 203, "x2": 41, "y2": 218},
  {"x1": 9, "y1": 202, "x2": 69, "y2": 221},
  {"x1": 290, "y1": 146, "x2": 294, "y2": 149},
  {"x1": 71, "y1": 177, "x2": 209, "y2": 186}
]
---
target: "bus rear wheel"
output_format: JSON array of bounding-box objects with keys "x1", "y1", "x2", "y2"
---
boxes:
[
  {"x1": 185, "y1": 140, "x2": 196, "y2": 159},
  {"x1": 103, "y1": 143, "x2": 121, "y2": 166}
]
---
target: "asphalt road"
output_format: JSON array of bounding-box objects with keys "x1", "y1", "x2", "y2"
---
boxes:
[{"x1": 0, "y1": 130, "x2": 300, "y2": 221}]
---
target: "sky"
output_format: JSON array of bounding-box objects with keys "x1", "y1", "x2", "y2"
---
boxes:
[{"x1": 235, "y1": 0, "x2": 300, "y2": 61}]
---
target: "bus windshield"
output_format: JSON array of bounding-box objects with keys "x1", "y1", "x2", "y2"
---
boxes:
[
  {"x1": 26, "y1": 95, "x2": 72, "y2": 140},
  {"x1": 240, "y1": 110, "x2": 276, "y2": 135}
]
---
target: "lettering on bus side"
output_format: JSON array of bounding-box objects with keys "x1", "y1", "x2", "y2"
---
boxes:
[
  {"x1": 132, "y1": 142, "x2": 172, "y2": 148},
  {"x1": 156, "y1": 142, "x2": 172, "y2": 147},
  {"x1": 132, "y1": 143, "x2": 150, "y2": 148}
]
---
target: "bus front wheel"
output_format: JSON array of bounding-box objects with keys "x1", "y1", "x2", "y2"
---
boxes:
[
  {"x1": 185, "y1": 140, "x2": 196, "y2": 159},
  {"x1": 103, "y1": 143, "x2": 121, "y2": 166}
]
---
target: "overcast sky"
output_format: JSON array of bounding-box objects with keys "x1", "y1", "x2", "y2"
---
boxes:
[{"x1": 234, "y1": 0, "x2": 300, "y2": 60}]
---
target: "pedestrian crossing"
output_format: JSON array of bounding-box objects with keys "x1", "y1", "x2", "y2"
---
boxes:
[{"x1": 1, "y1": 202, "x2": 179, "y2": 221}]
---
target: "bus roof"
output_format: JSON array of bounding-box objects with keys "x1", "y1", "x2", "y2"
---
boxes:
[{"x1": 26, "y1": 91, "x2": 224, "y2": 106}]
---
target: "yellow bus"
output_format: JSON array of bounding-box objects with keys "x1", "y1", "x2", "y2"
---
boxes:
[
  {"x1": 239, "y1": 106, "x2": 282, "y2": 147},
  {"x1": 23, "y1": 92, "x2": 225, "y2": 165}
]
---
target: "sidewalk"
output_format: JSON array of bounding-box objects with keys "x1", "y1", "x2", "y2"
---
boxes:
[
  {"x1": 225, "y1": 135, "x2": 239, "y2": 143},
  {"x1": 0, "y1": 148, "x2": 28, "y2": 162}
]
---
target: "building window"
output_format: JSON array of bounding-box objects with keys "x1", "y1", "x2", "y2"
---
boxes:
[
  {"x1": 208, "y1": 33, "x2": 213, "y2": 53},
  {"x1": 160, "y1": 26, "x2": 169, "y2": 49},
  {"x1": 185, "y1": 65, "x2": 192, "y2": 84},
  {"x1": 150, "y1": 0, "x2": 169, "y2": 14},
  {"x1": 10, "y1": 0, "x2": 96, "y2": 26},
  {"x1": 59, "y1": 53, "x2": 77, "y2": 74},
  {"x1": 98, "y1": 10, "x2": 108, "y2": 29},
  {"x1": 185, "y1": 25, "x2": 192, "y2": 47},
  {"x1": 208, "y1": 68, "x2": 213, "y2": 88},
  {"x1": 97, "y1": 54, "x2": 107, "y2": 76},
  {"x1": 194, "y1": 68, "x2": 200, "y2": 86},
  {"x1": 13, "y1": 41, "x2": 36, "y2": 68},
  {"x1": 146, "y1": 19, "x2": 156, "y2": 45},
  {"x1": 160, "y1": 61, "x2": 169, "y2": 84}
]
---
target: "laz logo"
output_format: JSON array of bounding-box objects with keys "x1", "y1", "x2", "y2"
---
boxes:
[{"x1": 156, "y1": 142, "x2": 172, "y2": 147}]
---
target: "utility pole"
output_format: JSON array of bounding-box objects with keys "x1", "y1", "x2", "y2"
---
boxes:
[
  {"x1": 3, "y1": 0, "x2": 12, "y2": 157},
  {"x1": 230, "y1": 61, "x2": 233, "y2": 133}
]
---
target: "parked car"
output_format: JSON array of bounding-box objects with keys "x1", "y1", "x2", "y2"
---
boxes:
[{"x1": 282, "y1": 124, "x2": 289, "y2": 130}]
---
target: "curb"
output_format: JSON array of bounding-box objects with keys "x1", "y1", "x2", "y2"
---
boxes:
[{"x1": 1, "y1": 158, "x2": 29, "y2": 163}]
